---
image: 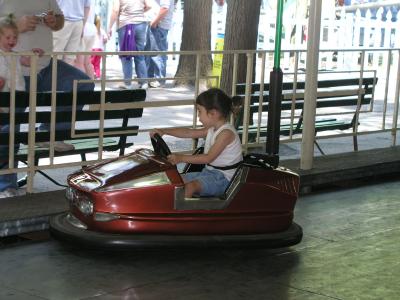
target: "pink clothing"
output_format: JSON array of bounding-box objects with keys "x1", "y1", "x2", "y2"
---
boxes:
[{"x1": 91, "y1": 48, "x2": 103, "y2": 78}]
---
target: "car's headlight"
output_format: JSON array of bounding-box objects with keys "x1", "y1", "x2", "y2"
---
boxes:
[
  {"x1": 66, "y1": 187, "x2": 74, "y2": 201},
  {"x1": 98, "y1": 172, "x2": 171, "y2": 192},
  {"x1": 66, "y1": 187, "x2": 94, "y2": 216},
  {"x1": 78, "y1": 197, "x2": 94, "y2": 216}
]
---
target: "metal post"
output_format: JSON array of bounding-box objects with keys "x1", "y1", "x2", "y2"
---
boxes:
[
  {"x1": 192, "y1": 54, "x2": 201, "y2": 149},
  {"x1": 300, "y1": 0, "x2": 322, "y2": 170},
  {"x1": 49, "y1": 56, "x2": 58, "y2": 164},
  {"x1": 242, "y1": 53, "x2": 254, "y2": 153},
  {"x1": 392, "y1": 50, "x2": 400, "y2": 146},
  {"x1": 263, "y1": 0, "x2": 284, "y2": 168},
  {"x1": 27, "y1": 55, "x2": 38, "y2": 193}
]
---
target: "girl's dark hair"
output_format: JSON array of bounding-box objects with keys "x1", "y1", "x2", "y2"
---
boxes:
[
  {"x1": 0, "y1": 14, "x2": 18, "y2": 35},
  {"x1": 196, "y1": 88, "x2": 243, "y2": 119}
]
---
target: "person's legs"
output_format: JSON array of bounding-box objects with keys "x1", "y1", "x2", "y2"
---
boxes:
[
  {"x1": 117, "y1": 26, "x2": 133, "y2": 86},
  {"x1": 0, "y1": 125, "x2": 19, "y2": 193},
  {"x1": 91, "y1": 49, "x2": 102, "y2": 78},
  {"x1": 133, "y1": 22, "x2": 149, "y2": 86},
  {"x1": 75, "y1": 35, "x2": 95, "y2": 79},
  {"x1": 184, "y1": 180, "x2": 202, "y2": 198},
  {"x1": 37, "y1": 59, "x2": 94, "y2": 92},
  {"x1": 152, "y1": 28, "x2": 168, "y2": 81},
  {"x1": 145, "y1": 29, "x2": 155, "y2": 78},
  {"x1": 52, "y1": 21, "x2": 73, "y2": 57},
  {"x1": 61, "y1": 21, "x2": 84, "y2": 65},
  {"x1": 182, "y1": 168, "x2": 229, "y2": 197},
  {"x1": 159, "y1": 29, "x2": 169, "y2": 80},
  {"x1": 25, "y1": 60, "x2": 94, "y2": 130}
]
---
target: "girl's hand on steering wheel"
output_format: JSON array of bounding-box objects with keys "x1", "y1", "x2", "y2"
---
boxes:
[
  {"x1": 149, "y1": 128, "x2": 164, "y2": 137},
  {"x1": 167, "y1": 154, "x2": 181, "y2": 165}
]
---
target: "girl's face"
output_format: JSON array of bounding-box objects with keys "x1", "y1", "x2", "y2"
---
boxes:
[
  {"x1": 0, "y1": 27, "x2": 18, "y2": 52},
  {"x1": 197, "y1": 104, "x2": 220, "y2": 128}
]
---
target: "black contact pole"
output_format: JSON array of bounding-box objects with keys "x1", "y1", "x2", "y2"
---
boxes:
[{"x1": 266, "y1": 0, "x2": 284, "y2": 168}]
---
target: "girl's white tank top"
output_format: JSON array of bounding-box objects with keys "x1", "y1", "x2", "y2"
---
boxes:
[{"x1": 204, "y1": 123, "x2": 243, "y2": 181}]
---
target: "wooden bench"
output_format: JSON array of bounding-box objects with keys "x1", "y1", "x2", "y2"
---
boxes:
[
  {"x1": 0, "y1": 89, "x2": 145, "y2": 186},
  {"x1": 235, "y1": 75, "x2": 377, "y2": 153}
]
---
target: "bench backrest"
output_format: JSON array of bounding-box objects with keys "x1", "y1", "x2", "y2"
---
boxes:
[
  {"x1": 235, "y1": 77, "x2": 377, "y2": 95},
  {"x1": 234, "y1": 76, "x2": 378, "y2": 129},
  {"x1": 0, "y1": 89, "x2": 146, "y2": 145},
  {"x1": 236, "y1": 77, "x2": 377, "y2": 109}
]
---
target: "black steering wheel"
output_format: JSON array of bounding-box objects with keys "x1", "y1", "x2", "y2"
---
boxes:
[{"x1": 151, "y1": 133, "x2": 171, "y2": 158}]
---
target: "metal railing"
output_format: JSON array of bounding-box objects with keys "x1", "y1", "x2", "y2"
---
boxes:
[{"x1": 0, "y1": 48, "x2": 399, "y2": 193}]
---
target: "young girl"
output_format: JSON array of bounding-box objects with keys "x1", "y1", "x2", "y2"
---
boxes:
[
  {"x1": 151, "y1": 88, "x2": 243, "y2": 198},
  {"x1": 91, "y1": 14, "x2": 108, "y2": 79},
  {"x1": 0, "y1": 15, "x2": 25, "y2": 92},
  {"x1": 0, "y1": 14, "x2": 44, "y2": 92},
  {"x1": 0, "y1": 15, "x2": 43, "y2": 198}
]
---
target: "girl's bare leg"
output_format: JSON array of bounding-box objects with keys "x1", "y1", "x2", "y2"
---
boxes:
[{"x1": 185, "y1": 180, "x2": 201, "y2": 198}]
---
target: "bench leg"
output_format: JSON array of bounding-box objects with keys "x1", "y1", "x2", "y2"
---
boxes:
[
  {"x1": 353, "y1": 129, "x2": 358, "y2": 151},
  {"x1": 17, "y1": 176, "x2": 27, "y2": 188},
  {"x1": 18, "y1": 159, "x2": 68, "y2": 188},
  {"x1": 81, "y1": 153, "x2": 86, "y2": 161},
  {"x1": 17, "y1": 158, "x2": 39, "y2": 188},
  {"x1": 314, "y1": 140, "x2": 325, "y2": 155}
]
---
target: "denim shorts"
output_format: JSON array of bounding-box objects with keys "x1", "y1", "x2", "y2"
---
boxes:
[{"x1": 182, "y1": 167, "x2": 229, "y2": 197}]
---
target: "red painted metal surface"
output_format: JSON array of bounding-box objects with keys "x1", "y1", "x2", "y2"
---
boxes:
[{"x1": 67, "y1": 149, "x2": 299, "y2": 235}]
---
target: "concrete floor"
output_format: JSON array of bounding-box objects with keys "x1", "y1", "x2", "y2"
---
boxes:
[{"x1": 0, "y1": 179, "x2": 399, "y2": 300}]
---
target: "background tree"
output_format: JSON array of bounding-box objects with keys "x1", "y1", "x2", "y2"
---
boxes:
[
  {"x1": 174, "y1": 0, "x2": 213, "y2": 86},
  {"x1": 220, "y1": 0, "x2": 262, "y2": 94}
]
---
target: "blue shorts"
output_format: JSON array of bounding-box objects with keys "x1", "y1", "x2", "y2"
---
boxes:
[{"x1": 182, "y1": 167, "x2": 229, "y2": 197}]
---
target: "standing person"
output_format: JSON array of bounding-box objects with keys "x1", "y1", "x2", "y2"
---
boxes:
[
  {"x1": 75, "y1": 1, "x2": 96, "y2": 79},
  {"x1": 148, "y1": 0, "x2": 175, "y2": 88},
  {"x1": 0, "y1": 15, "x2": 26, "y2": 198},
  {"x1": 91, "y1": 15, "x2": 108, "y2": 79},
  {"x1": 150, "y1": 88, "x2": 243, "y2": 198},
  {"x1": 108, "y1": 0, "x2": 151, "y2": 89},
  {"x1": 0, "y1": 0, "x2": 94, "y2": 92},
  {"x1": 0, "y1": 0, "x2": 95, "y2": 195},
  {"x1": 53, "y1": 0, "x2": 92, "y2": 66},
  {"x1": 0, "y1": 15, "x2": 44, "y2": 198},
  {"x1": 0, "y1": 15, "x2": 28, "y2": 93}
]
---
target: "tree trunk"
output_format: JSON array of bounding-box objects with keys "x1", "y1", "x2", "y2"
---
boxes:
[
  {"x1": 220, "y1": 0, "x2": 262, "y2": 95},
  {"x1": 174, "y1": 0, "x2": 213, "y2": 86}
]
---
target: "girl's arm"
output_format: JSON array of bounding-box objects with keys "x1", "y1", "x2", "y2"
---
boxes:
[
  {"x1": 151, "y1": 127, "x2": 208, "y2": 139},
  {"x1": 168, "y1": 129, "x2": 235, "y2": 165}
]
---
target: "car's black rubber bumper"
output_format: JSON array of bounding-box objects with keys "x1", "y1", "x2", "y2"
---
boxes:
[{"x1": 50, "y1": 213, "x2": 303, "y2": 250}]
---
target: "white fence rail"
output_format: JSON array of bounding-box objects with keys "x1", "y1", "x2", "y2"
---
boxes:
[
  {"x1": 259, "y1": 5, "x2": 400, "y2": 73},
  {"x1": 0, "y1": 48, "x2": 399, "y2": 193}
]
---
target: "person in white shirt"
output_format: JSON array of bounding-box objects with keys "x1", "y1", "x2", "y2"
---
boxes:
[
  {"x1": 53, "y1": 0, "x2": 92, "y2": 66},
  {"x1": 0, "y1": 14, "x2": 44, "y2": 198},
  {"x1": 0, "y1": 15, "x2": 44, "y2": 93},
  {"x1": 151, "y1": 88, "x2": 243, "y2": 198},
  {"x1": 0, "y1": 0, "x2": 94, "y2": 92}
]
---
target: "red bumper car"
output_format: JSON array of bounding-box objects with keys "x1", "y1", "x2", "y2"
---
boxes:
[{"x1": 50, "y1": 134, "x2": 302, "y2": 249}]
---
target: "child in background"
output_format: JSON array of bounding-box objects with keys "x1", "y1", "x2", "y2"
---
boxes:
[
  {"x1": 0, "y1": 15, "x2": 27, "y2": 93},
  {"x1": 0, "y1": 15, "x2": 44, "y2": 93},
  {"x1": 0, "y1": 14, "x2": 43, "y2": 198},
  {"x1": 91, "y1": 15, "x2": 108, "y2": 79},
  {"x1": 150, "y1": 88, "x2": 243, "y2": 198}
]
